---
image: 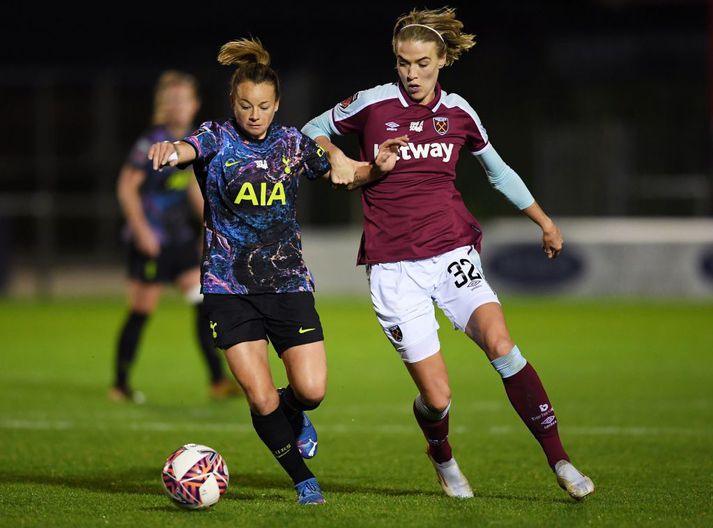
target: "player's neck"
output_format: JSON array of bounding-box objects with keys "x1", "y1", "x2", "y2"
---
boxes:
[{"x1": 419, "y1": 90, "x2": 437, "y2": 106}]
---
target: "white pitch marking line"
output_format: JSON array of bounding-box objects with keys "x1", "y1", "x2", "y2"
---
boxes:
[
  {"x1": 0, "y1": 419, "x2": 74, "y2": 430},
  {"x1": 1, "y1": 419, "x2": 711, "y2": 437}
]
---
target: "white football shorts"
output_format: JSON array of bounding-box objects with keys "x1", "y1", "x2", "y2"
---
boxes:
[{"x1": 367, "y1": 245, "x2": 500, "y2": 363}]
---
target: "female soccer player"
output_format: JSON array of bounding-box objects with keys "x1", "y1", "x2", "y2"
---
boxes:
[
  {"x1": 302, "y1": 7, "x2": 595, "y2": 500},
  {"x1": 113, "y1": 70, "x2": 240, "y2": 403},
  {"x1": 149, "y1": 39, "x2": 399, "y2": 504}
]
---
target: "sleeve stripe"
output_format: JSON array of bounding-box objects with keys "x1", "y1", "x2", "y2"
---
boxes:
[
  {"x1": 441, "y1": 93, "x2": 489, "y2": 144},
  {"x1": 471, "y1": 143, "x2": 492, "y2": 156},
  {"x1": 332, "y1": 83, "x2": 400, "y2": 123},
  {"x1": 329, "y1": 109, "x2": 344, "y2": 136}
]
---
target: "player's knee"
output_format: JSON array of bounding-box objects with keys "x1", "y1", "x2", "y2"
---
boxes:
[
  {"x1": 293, "y1": 383, "x2": 325, "y2": 410},
  {"x1": 421, "y1": 388, "x2": 451, "y2": 413},
  {"x1": 246, "y1": 389, "x2": 280, "y2": 416},
  {"x1": 131, "y1": 302, "x2": 155, "y2": 316},
  {"x1": 486, "y1": 335, "x2": 515, "y2": 359}
]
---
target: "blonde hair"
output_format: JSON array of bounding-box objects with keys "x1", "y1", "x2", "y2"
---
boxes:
[
  {"x1": 393, "y1": 7, "x2": 476, "y2": 66},
  {"x1": 217, "y1": 38, "x2": 280, "y2": 101},
  {"x1": 152, "y1": 70, "x2": 198, "y2": 126}
]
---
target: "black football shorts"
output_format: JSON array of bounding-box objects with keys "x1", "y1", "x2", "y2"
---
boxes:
[
  {"x1": 127, "y1": 240, "x2": 199, "y2": 284},
  {"x1": 202, "y1": 292, "x2": 324, "y2": 355}
]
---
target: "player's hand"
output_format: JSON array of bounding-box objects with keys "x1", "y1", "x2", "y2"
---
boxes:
[
  {"x1": 542, "y1": 221, "x2": 563, "y2": 259},
  {"x1": 136, "y1": 228, "x2": 160, "y2": 258},
  {"x1": 148, "y1": 141, "x2": 179, "y2": 171},
  {"x1": 329, "y1": 149, "x2": 365, "y2": 188},
  {"x1": 374, "y1": 135, "x2": 408, "y2": 174}
]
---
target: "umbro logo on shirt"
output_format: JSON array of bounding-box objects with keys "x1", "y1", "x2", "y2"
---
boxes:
[
  {"x1": 385, "y1": 121, "x2": 400, "y2": 132},
  {"x1": 372, "y1": 142, "x2": 454, "y2": 163}
]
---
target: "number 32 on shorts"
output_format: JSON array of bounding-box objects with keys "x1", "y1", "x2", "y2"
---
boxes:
[{"x1": 447, "y1": 258, "x2": 483, "y2": 289}]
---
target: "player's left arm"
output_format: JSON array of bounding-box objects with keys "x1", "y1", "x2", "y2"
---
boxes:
[
  {"x1": 476, "y1": 144, "x2": 563, "y2": 259},
  {"x1": 299, "y1": 133, "x2": 334, "y2": 181},
  {"x1": 520, "y1": 202, "x2": 563, "y2": 260},
  {"x1": 303, "y1": 100, "x2": 372, "y2": 187}
]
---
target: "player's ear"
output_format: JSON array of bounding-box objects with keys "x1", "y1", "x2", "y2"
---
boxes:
[{"x1": 274, "y1": 98, "x2": 280, "y2": 113}]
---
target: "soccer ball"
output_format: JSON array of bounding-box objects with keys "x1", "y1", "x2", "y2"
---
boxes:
[{"x1": 161, "y1": 443, "x2": 229, "y2": 508}]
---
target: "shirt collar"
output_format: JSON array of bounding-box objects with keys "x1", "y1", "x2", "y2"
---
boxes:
[{"x1": 397, "y1": 81, "x2": 443, "y2": 112}]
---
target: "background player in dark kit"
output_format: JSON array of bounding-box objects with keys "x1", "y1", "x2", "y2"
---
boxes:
[
  {"x1": 303, "y1": 7, "x2": 594, "y2": 500},
  {"x1": 113, "y1": 71, "x2": 240, "y2": 403}
]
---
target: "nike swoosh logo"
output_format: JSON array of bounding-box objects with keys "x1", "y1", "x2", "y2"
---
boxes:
[
  {"x1": 225, "y1": 160, "x2": 239, "y2": 167},
  {"x1": 298, "y1": 327, "x2": 316, "y2": 334}
]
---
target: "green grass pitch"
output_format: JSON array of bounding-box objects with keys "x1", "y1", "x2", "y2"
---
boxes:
[{"x1": 1, "y1": 296, "x2": 712, "y2": 527}]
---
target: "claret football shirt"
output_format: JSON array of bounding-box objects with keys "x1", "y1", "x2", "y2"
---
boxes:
[{"x1": 328, "y1": 82, "x2": 489, "y2": 264}]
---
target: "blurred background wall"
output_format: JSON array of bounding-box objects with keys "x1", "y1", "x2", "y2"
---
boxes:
[{"x1": 0, "y1": 0, "x2": 710, "y2": 297}]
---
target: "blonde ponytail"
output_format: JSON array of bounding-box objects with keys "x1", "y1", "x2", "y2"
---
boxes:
[
  {"x1": 218, "y1": 38, "x2": 271, "y2": 68},
  {"x1": 218, "y1": 37, "x2": 280, "y2": 100}
]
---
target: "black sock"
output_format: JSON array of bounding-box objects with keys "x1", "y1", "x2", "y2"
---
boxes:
[
  {"x1": 279, "y1": 386, "x2": 320, "y2": 436},
  {"x1": 115, "y1": 311, "x2": 148, "y2": 389},
  {"x1": 195, "y1": 303, "x2": 224, "y2": 384},
  {"x1": 251, "y1": 406, "x2": 314, "y2": 485}
]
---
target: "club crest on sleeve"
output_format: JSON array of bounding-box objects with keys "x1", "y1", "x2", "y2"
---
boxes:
[
  {"x1": 339, "y1": 92, "x2": 360, "y2": 109},
  {"x1": 433, "y1": 117, "x2": 449, "y2": 135},
  {"x1": 388, "y1": 325, "x2": 403, "y2": 342}
]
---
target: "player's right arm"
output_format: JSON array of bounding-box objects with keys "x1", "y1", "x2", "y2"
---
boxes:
[
  {"x1": 116, "y1": 165, "x2": 159, "y2": 257},
  {"x1": 308, "y1": 128, "x2": 405, "y2": 189},
  {"x1": 150, "y1": 121, "x2": 224, "y2": 172},
  {"x1": 303, "y1": 106, "x2": 401, "y2": 189},
  {"x1": 148, "y1": 141, "x2": 196, "y2": 171},
  {"x1": 303, "y1": 85, "x2": 399, "y2": 189}
]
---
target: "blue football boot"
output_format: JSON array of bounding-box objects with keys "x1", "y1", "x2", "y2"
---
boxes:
[
  {"x1": 296, "y1": 412, "x2": 318, "y2": 459},
  {"x1": 278, "y1": 387, "x2": 318, "y2": 459},
  {"x1": 295, "y1": 477, "x2": 325, "y2": 505}
]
